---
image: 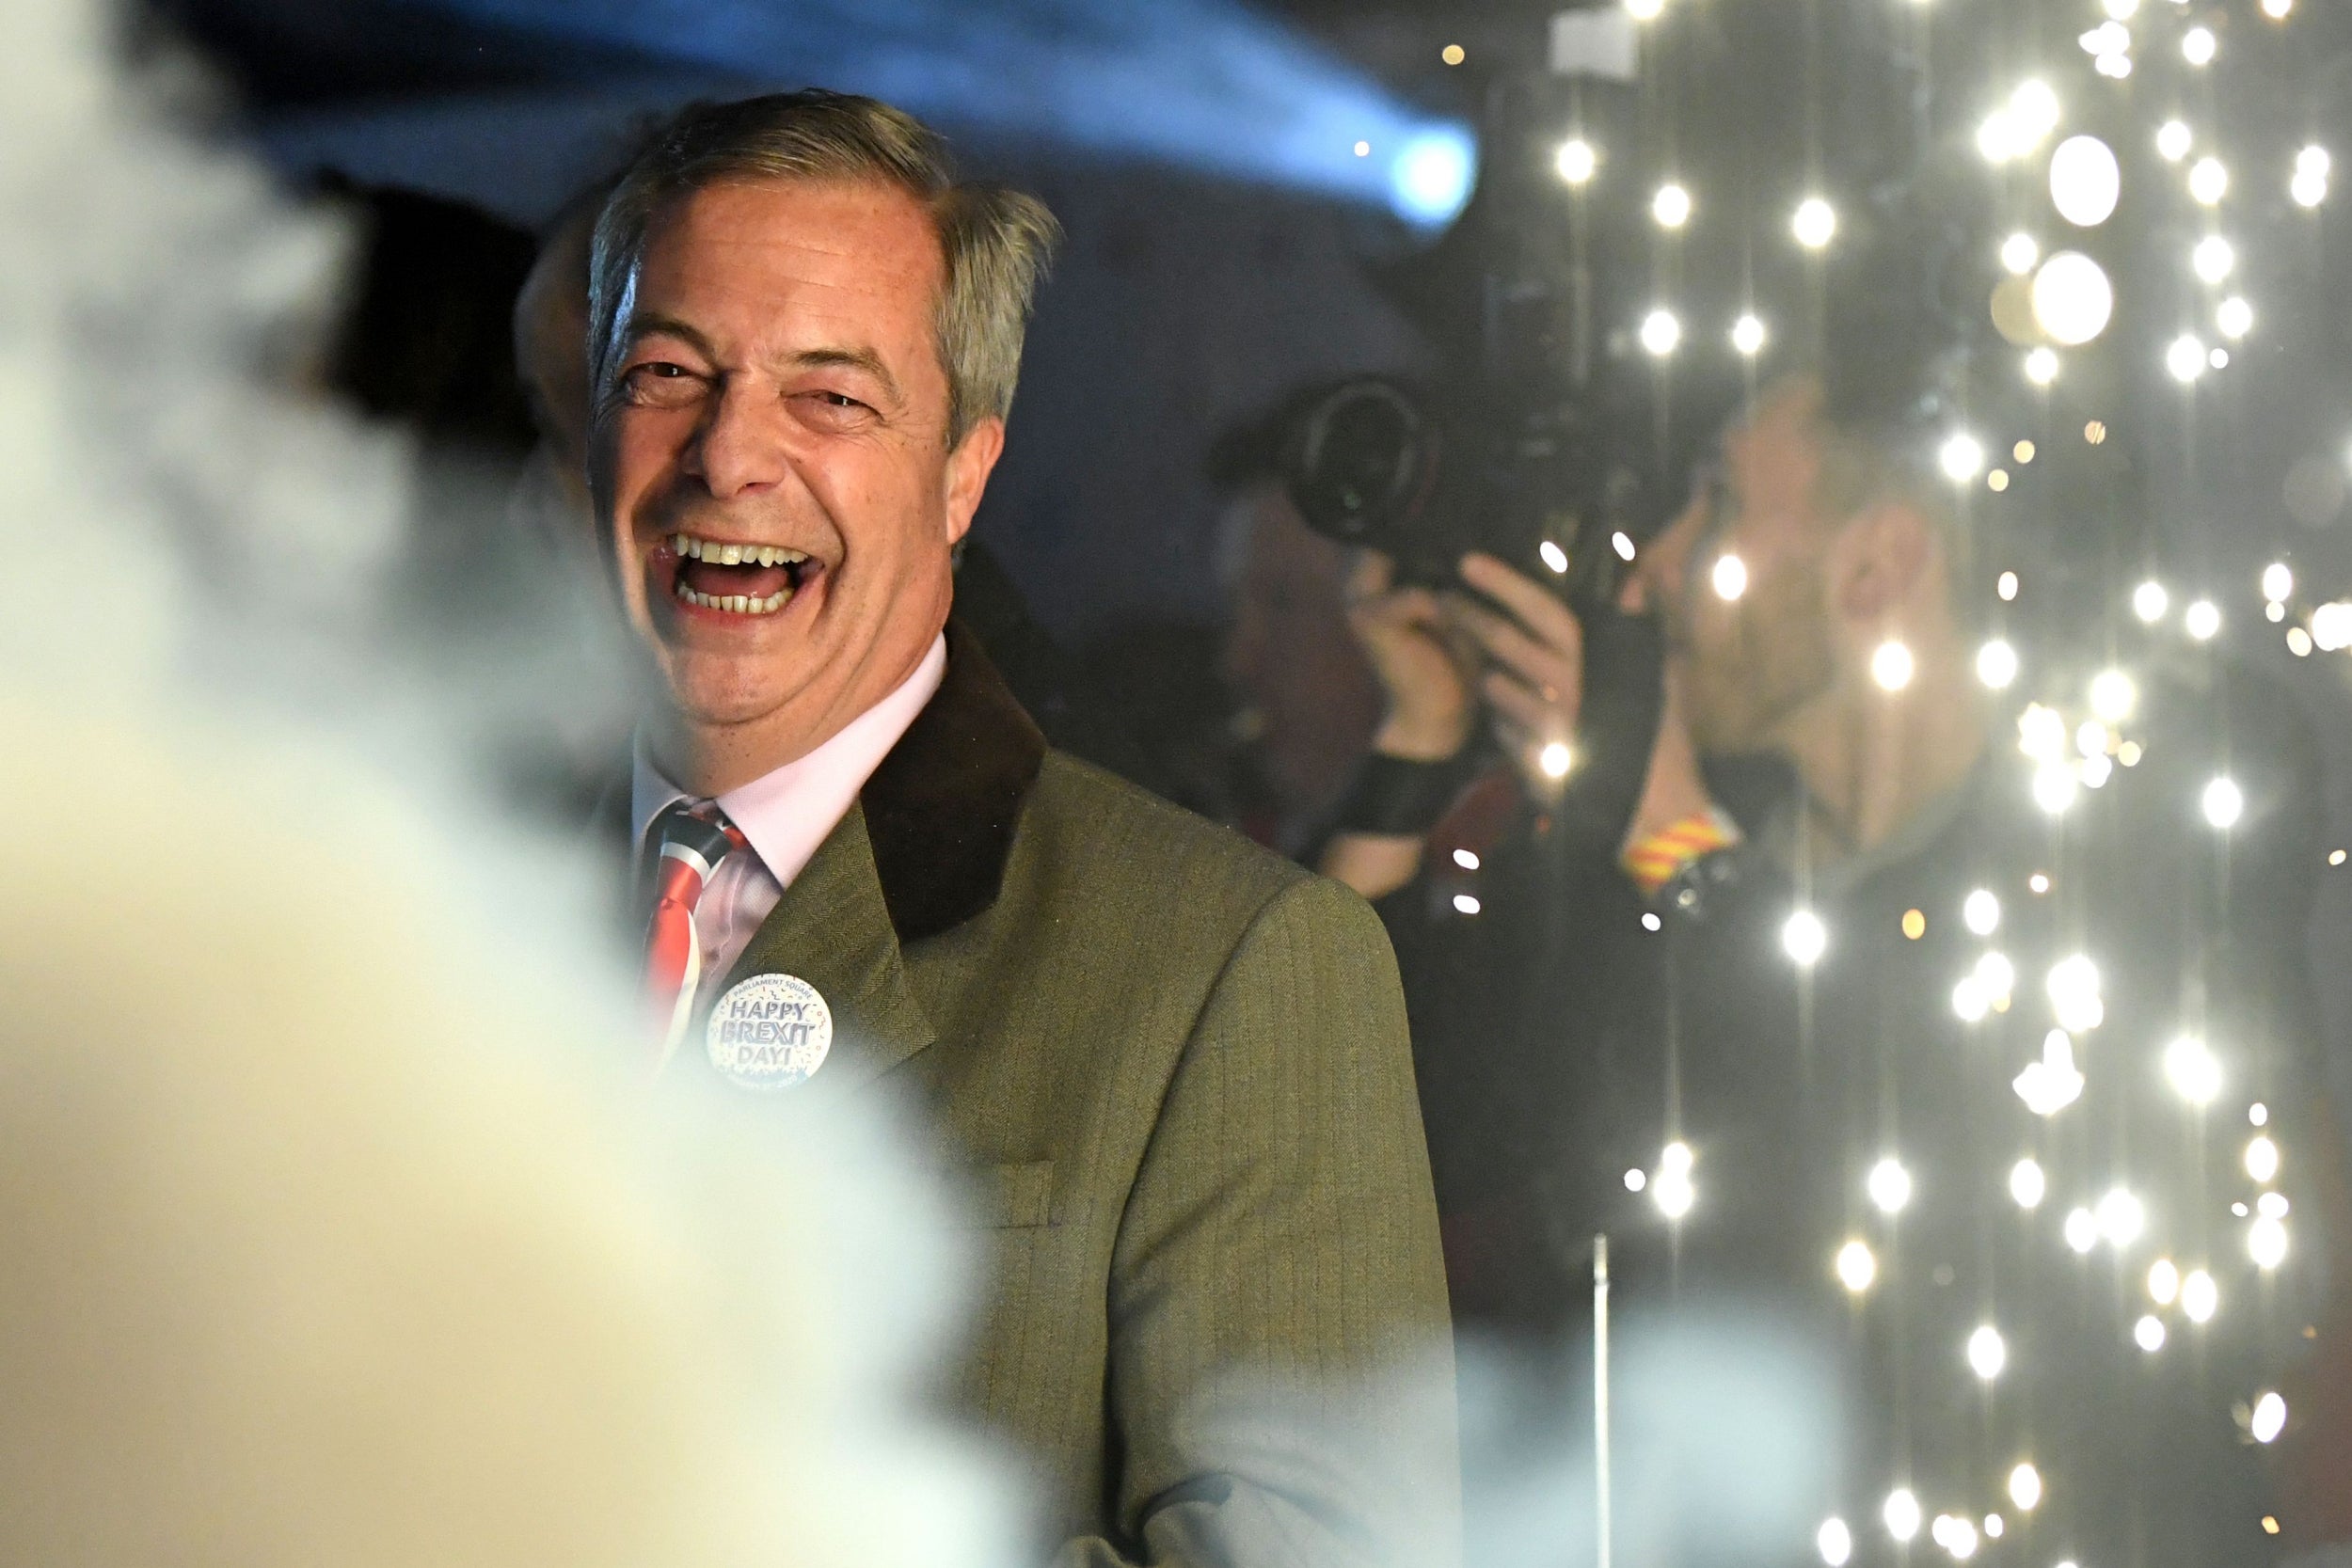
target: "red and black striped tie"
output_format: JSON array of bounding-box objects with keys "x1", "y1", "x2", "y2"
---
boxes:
[{"x1": 641, "y1": 800, "x2": 745, "y2": 1067}]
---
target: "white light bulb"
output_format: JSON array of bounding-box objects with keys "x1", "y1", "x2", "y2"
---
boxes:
[
  {"x1": 2190, "y1": 156, "x2": 2229, "y2": 205},
  {"x1": 2097, "y1": 1184, "x2": 2147, "y2": 1247},
  {"x1": 1998, "y1": 570, "x2": 2021, "y2": 602},
  {"x1": 1977, "y1": 639, "x2": 2020, "y2": 689},
  {"x1": 2010, "y1": 1156, "x2": 2047, "y2": 1209},
  {"x1": 2090, "y1": 668, "x2": 2136, "y2": 722},
  {"x1": 1872, "y1": 640, "x2": 1916, "y2": 691},
  {"x1": 2009, "y1": 1462, "x2": 2043, "y2": 1512},
  {"x1": 2168, "y1": 334, "x2": 2209, "y2": 384},
  {"x1": 2050, "y1": 135, "x2": 2122, "y2": 227},
  {"x1": 2183, "y1": 1268, "x2": 2218, "y2": 1323},
  {"x1": 1952, "y1": 977, "x2": 1990, "y2": 1022},
  {"x1": 1540, "y1": 539, "x2": 1570, "y2": 574},
  {"x1": 2250, "y1": 1214, "x2": 2289, "y2": 1269},
  {"x1": 2019, "y1": 704, "x2": 2067, "y2": 761},
  {"x1": 1538, "y1": 741, "x2": 1574, "y2": 780},
  {"x1": 1793, "y1": 197, "x2": 1836, "y2": 249},
  {"x1": 1731, "y1": 312, "x2": 1767, "y2": 356},
  {"x1": 1652, "y1": 182, "x2": 1692, "y2": 228},
  {"x1": 2203, "y1": 777, "x2": 2244, "y2": 829},
  {"x1": 2032, "y1": 761, "x2": 2079, "y2": 816},
  {"x1": 1783, "y1": 909, "x2": 1828, "y2": 967},
  {"x1": 1640, "y1": 308, "x2": 1681, "y2": 356},
  {"x1": 2135, "y1": 1313, "x2": 2169, "y2": 1352},
  {"x1": 2264, "y1": 562, "x2": 2295, "y2": 601},
  {"x1": 2032, "y1": 252, "x2": 2115, "y2": 344},
  {"x1": 1884, "y1": 1489, "x2": 1923, "y2": 1544},
  {"x1": 2246, "y1": 1134, "x2": 2280, "y2": 1183},
  {"x1": 1556, "y1": 137, "x2": 1598, "y2": 185},
  {"x1": 2157, "y1": 119, "x2": 2193, "y2": 163},
  {"x1": 1976, "y1": 951, "x2": 2016, "y2": 999},
  {"x1": 2063, "y1": 1206, "x2": 2100, "y2": 1252},
  {"x1": 2192, "y1": 235, "x2": 2236, "y2": 283},
  {"x1": 1967, "y1": 1323, "x2": 2008, "y2": 1379},
  {"x1": 2217, "y1": 296, "x2": 2253, "y2": 340},
  {"x1": 2165, "y1": 1036, "x2": 2223, "y2": 1105},
  {"x1": 2047, "y1": 954, "x2": 2104, "y2": 1034},
  {"x1": 1867, "y1": 1156, "x2": 1913, "y2": 1214},
  {"x1": 1610, "y1": 531, "x2": 1636, "y2": 563},
  {"x1": 2024, "y1": 346, "x2": 2060, "y2": 386},
  {"x1": 1820, "y1": 1516, "x2": 1854, "y2": 1567},
  {"x1": 1940, "y1": 432, "x2": 1986, "y2": 481},
  {"x1": 1453, "y1": 893, "x2": 1482, "y2": 915},
  {"x1": 1711, "y1": 552, "x2": 1747, "y2": 601},
  {"x1": 2292, "y1": 169, "x2": 2329, "y2": 209},
  {"x1": 2148, "y1": 1258, "x2": 2181, "y2": 1305},
  {"x1": 1964, "y1": 888, "x2": 2001, "y2": 935},
  {"x1": 2011, "y1": 80, "x2": 2061, "y2": 147},
  {"x1": 1836, "y1": 1239, "x2": 1878, "y2": 1292},
  {"x1": 2104, "y1": 0, "x2": 2139, "y2": 15},
  {"x1": 2264, "y1": 0, "x2": 2292, "y2": 14},
  {"x1": 2298, "y1": 145, "x2": 2331, "y2": 180},
  {"x1": 2251, "y1": 1390, "x2": 2287, "y2": 1444},
  {"x1": 2186, "y1": 598, "x2": 2221, "y2": 640},
  {"x1": 2000, "y1": 231, "x2": 2041, "y2": 275},
  {"x1": 2183, "y1": 25, "x2": 2217, "y2": 64}
]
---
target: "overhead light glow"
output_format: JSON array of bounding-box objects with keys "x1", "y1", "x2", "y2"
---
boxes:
[
  {"x1": 1884, "y1": 1488, "x2": 1923, "y2": 1544},
  {"x1": 2168, "y1": 335, "x2": 2208, "y2": 383},
  {"x1": 2010, "y1": 79, "x2": 2062, "y2": 148},
  {"x1": 2185, "y1": 598, "x2": 2221, "y2": 640},
  {"x1": 1940, "y1": 432, "x2": 1987, "y2": 481},
  {"x1": 1539, "y1": 741, "x2": 1574, "y2": 779},
  {"x1": 2032, "y1": 252, "x2": 2115, "y2": 344},
  {"x1": 1793, "y1": 196, "x2": 1837, "y2": 249},
  {"x1": 2189, "y1": 156, "x2": 2229, "y2": 205},
  {"x1": 2264, "y1": 562, "x2": 2294, "y2": 601},
  {"x1": 1640, "y1": 308, "x2": 1681, "y2": 356},
  {"x1": 2182, "y1": 25, "x2": 2217, "y2": 65},
  {"x1": 2148, "y1": 1258, "x2": 2181, "y2": 1305},
  {"x1": 2251, "y1": 1391, "x2": 2288, "y2": 1444},
  {"x1": 1836, "y1": 1239, "x2": 1877, "y2": 1292},
  {"x1": 1998, "y1": 569, "x2": 2022, "y2": 601},
  {"x1": 2033, "y1": 762, "x2": 2079, "y2": 816},
  {"x1": 1652, "y1": 182, "x2": 1692, "y2": 229},
  {"x1": 1712, "y1": 552, "x2": 1748, "y2": 600},
  {"x1": 1784, "y1": 909, "x2": 1829, "y2": 967},
  {"x1": 1867, "y1": 1156, "x2": 1913, "y2": 1214},
  {"x1": 2047, "y1": 954, "x2": 2104, "y2": 1034},
  {"x1": 2157, "y1": 119, "x2": 2193, "y2": 163},
  {"x1": 2010, "y1": 1156, "x2": 2047, "y2": 1208},
  {"x1": 2064, "y1": 1206, "x2": 2100, "y2": 1253},
  {"x1": 2250, "y1": 1214, "x2": 2289, "y2": 1268},
  {"x1": 2246, "y1": 1133, "x2": 2280, "y2": 1183},
  {"x1": 1540, "y1": 539, "x2": 1571, "y2": 573},
  {"x1": 2000, "y1": 231, "x2": 2041, "y2": 275},
  {"x1": 2135, "y1": 1313, "x2": 2169, "y2": 1352},
  {"x1": 1820, "y1": 1517, "x2": 1854, "y2": 1568},
  {"x1": 1610, "y1": 531, "x2": 1636, "y2": 562},
  {"x1": 1872, "y1": 640, "x2": 1916, "y2": 691},
  {"x1": 2182, "y1": 1268, "x2": 2218, "y2": 1322},
  {"x1": 2217, "y1": 296, "x2": 2253, "y2": 339},
  {"x1": 1732, "y1": 312, "x2": 1767, "y2": 356},
  {"x1": 1390, "y1": 128, "x2": 1478, "y2": 227},
  {"x1": 2165, "y1": 1036, "x2": 2223, "y2": 1104},
  {"x1": 2050, "y1": 135, "x2": 2122, "y2": 226},
  {"x1": 2009, "y1": 1462, "x2": 2043, "y2": 1512},
  {"x1": 2097, "y1": 1184, "x2": 2147, "y2": 1247},
  {"x1": 2192, "y1": 235, "x2": 2235, "y2": 283},
  {"x1": 1964, "y1": 888, "x2": 2001, "y2": 934},
  {"x1": 2203, "y1": 777, "x2": 2244, "y2": 828},
  {"x1": 2025, "y1": 346, "x2": 2060, "y2": 386},
  {"x1": 2134, "y1": 580, "x2": 2169, "y2": 622},
  {"x1": 1967, "y1": 1323, "x2": 2008, "y2": 1379},
  {"x1": 1555, "y1": 137, "x2": 1598, "y2": 185},
  {"x1": 2090, "y1": 668, "x2": 2136, "y2": 722}
]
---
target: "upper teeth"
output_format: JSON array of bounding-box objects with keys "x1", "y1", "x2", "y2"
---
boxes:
[{"x1": 672, "y1": 533, "x2": 808, "y2": 569}]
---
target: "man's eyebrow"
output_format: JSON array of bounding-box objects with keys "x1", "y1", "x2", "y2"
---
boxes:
[
  {"x1": 622, "y1": 312, "x2": 717, "y2": 358},
  {"x1": 788, "y1": 346, "x2": 903, "y2": 407}
]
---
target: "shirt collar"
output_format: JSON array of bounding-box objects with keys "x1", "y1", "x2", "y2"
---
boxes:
[{"x1": 629, "y1": 634, "x2": 948, "y2": 888}]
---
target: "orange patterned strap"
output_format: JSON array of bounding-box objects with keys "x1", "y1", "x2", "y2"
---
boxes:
[{"x1": 1620, "y1": 807, "x2": 1742, "y2": 898}]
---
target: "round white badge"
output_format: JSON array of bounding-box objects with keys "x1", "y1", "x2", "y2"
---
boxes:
[{"x1": 704, "y1": 973, "x2": 833, "y2": 1091}]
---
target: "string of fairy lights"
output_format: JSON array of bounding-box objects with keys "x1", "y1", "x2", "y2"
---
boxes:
[{"x1": 1435, "y1": 0, "x2": 2338, "y2": 1557}]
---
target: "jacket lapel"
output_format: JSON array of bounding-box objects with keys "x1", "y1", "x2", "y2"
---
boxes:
[{"x1": 719, "y1": 800, "x2": 936, "y2": 1093}]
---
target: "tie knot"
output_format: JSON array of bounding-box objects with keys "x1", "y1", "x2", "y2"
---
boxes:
[{"x1": 646, "y1": 799, "x2": 744, "y2": 886}]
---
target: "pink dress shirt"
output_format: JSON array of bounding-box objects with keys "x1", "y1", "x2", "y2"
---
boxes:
[{"x1": 629, "y1": 634, "x2": 947, "y2": 985}]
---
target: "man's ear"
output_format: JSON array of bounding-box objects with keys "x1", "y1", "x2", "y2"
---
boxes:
[
  {"x1": 942, "y1": 415, "x2": 1006, "y2": 546},
  {"x1": 1830, "y1": 499, "x2": 1933, "y2": 624}
]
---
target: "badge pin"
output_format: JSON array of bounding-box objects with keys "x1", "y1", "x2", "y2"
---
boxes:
[{"x1": 704, "y1": 973, "x2": 834, "y2": 1091}]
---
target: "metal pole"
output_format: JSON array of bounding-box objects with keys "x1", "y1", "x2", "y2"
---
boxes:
[{"x1": 1594, "y1": 1233, "x2": 1612, "y2": 1568}]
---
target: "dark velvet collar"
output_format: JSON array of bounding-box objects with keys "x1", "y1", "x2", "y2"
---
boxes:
[
  {"x1": 858, "y1": 619, "x2": 1048, "y2": 943},
  {"x1": 599, "y1": 619, "x2": 1048, "y2": 945}
]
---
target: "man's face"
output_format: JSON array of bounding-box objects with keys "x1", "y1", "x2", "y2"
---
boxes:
[
  {"x1": 595, "y1": 177, "x2": 996, "y2": 756},
  {"x1": 1634, "y1": 381, "x2": 1840, "y2": 755}
]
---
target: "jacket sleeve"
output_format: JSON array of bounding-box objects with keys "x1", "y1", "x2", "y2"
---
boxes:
[{"x1": 1056, "y1": 875, "x2": 1462, "y2": 1568}]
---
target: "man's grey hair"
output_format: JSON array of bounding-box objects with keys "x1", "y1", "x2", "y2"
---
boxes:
[{"x1": 587, "y1": 90, "x2": 1061, "y2": 446}]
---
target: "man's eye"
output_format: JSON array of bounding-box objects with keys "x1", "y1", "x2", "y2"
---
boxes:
[
  {"x1": 622, "y1": 362, "x2": 704, "y2": 405},
  {"x1": 815, "y1": 391, "x2": 866, "y2": 410}
]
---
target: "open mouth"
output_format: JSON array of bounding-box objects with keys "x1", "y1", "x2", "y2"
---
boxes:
[{"x1": 664, "y1": 531, "x2": 816, "y2": 617}]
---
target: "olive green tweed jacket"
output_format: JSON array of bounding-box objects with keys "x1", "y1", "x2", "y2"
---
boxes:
[{"x1": 686, "y1": 625, "x2": 1459, "y2": 1568}]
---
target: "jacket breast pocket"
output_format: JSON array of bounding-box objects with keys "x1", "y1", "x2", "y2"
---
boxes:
[{"x1": 965, "y1": 1159, "x2": 1057, "y2": 1228}]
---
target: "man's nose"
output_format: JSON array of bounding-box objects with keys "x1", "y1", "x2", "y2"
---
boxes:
[{"x1": 681, "y1": 379, "x2": 790, "y2": 499}]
